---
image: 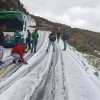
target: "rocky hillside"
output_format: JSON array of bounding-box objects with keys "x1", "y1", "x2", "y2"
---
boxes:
[
  {"x1": 0, "y1": 0, "x2": 28, "y2": 13},
  {"x1": 0, "y1": 0, "x2": 100, "y2": 57}
]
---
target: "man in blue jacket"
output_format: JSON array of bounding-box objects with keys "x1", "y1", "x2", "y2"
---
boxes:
[
  {"x1": 62, "y1": 31, "x2": 69, "y2": 51},
  {"x1": 0, "y1": 24, "x2": 6, "y2": 64}
]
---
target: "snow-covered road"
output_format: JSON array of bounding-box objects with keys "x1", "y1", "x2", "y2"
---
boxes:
[{"x1": 0, "y1": 31, "x2": 100, "y2": 100}]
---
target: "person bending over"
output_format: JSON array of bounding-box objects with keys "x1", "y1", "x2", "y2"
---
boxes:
[{"x1": 11, "y1": 44, "x2": 28, "y2": 64}]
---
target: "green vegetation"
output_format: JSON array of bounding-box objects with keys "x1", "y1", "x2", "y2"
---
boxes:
[{"x1": 85, "y1": 55, "x2": 100, "y2": 70}]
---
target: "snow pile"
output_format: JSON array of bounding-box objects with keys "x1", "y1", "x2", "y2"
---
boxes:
[{"x1": 0, "y1": 31, "x2": 100, "y2": 100}]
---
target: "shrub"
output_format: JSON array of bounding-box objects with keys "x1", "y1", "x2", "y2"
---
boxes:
[{"x1": 77, "y1": 44, "x2": 94, "y2": 54}]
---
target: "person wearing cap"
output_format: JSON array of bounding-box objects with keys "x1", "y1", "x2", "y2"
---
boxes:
[{"x1": 0, "y1": 24, "x2": 6, "y2": 64}]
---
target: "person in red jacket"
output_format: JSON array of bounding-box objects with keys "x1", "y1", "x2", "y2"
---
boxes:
[{"x1": 11, "y1": 44, "x2": 28, "y2": 64}]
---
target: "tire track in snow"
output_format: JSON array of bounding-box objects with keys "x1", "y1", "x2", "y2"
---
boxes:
[
  {"x1": 0, "y1": 52, "x2": 47, "y2": 94},
  {"x1": 30, "y1": 44, "x2": 68, "y2": 100},
  {"x1": 57, "y1": 44, "x2": 68, "y2": 100},
  {"x1": 30, "y1": 44, "x2": 58, "y2": 100}
]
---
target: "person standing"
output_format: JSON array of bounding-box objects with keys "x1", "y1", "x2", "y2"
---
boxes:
[
  {"x1": 31, "y1": 29, "x2": 39, "y2": 53},
  {"x1": 14, "y1": 30, "x2": 21, "y2": 46},
  {"x1": 62, "y1": 31, "x2": 69, "y2": 51},
  {"x1": 46, "y1": 30, "x2": 56, "y2": 52},
  {"x1": 0, "y1": 24, "x2": 6, "y2": 64},
  {"x1": 27, "y1": 30, "x2": 31, "y2": 50},
  {"x1": 11, "y1": 44, "x2": 28, "y2": 64}
]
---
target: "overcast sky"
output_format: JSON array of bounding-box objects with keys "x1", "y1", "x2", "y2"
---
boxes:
[{"x1": 20, "y1": 0, "x2": 100, "y2": 33}]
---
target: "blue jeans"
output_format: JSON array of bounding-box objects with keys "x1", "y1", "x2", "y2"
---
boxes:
[
  {"x1": 15, "y1": 38, "x2": 20, "y2": 46},
  {"x1": 63, "y1": 41, "x2": 67, "y2": 50},
  {"x1": 31, "y1": 40, "x2": 38, "y2": 52},
  {"x1": 47, "y1": 41, "x2": 55, "y2": 52}
]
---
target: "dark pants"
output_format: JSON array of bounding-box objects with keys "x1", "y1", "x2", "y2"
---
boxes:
[
  {"x1": 57, "y1": 36, "x2": 60, "y2": 43},
  {"x1": 27, "y1": 39, "x2": 31, "y2": 49}
]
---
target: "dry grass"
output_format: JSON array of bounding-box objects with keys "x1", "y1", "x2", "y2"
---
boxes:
[{"x1": 85, "y1": 55, "x2": 100, "y2": 70}]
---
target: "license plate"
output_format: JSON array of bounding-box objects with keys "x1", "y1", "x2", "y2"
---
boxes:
[{"x1": 7, "y1": 41, "x2": 11, "y2": 43}]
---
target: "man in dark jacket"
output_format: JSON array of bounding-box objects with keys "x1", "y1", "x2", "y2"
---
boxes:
[
  {"x1": 46, "y1": 31, "x2": 56, "y2": 52},
  {"x1": 27, "y1": 29, "x2": 31, "y2": 50},
  {"x1": 62, "y1": 31, "x2": 69, "y2": 51},
  {"x1": 0, "y1": 24, "x2": 6, "y2": 64}
]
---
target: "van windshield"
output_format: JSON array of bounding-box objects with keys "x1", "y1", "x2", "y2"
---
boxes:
[{"x1": 0, "y1": 13, "x2": 23, "y2": 32}]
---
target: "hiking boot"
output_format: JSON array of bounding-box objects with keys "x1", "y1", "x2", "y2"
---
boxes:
[
  {"x1": 13, "y1": 60, "x2": 16, "y2": 63},
  {"x1": 34, "y1": 50, "x2": 36, "y2": 53},
  {"x1": 46, "y1": 49, "x2": 48, "y2": 53},
  {"x1": 27, "y1": 49, "x2": 31, "y2": 51},
  {"x1": 18, "y1": 59, "x2": 22, "y2": 62},
  {"x1": 62, "y1": 49, "x2": 66, "y2": 51},
  {"x1": 0, "y1": 61, "x2": 5, "y2": 64},
  {"x1": 31, "y1": 50, "x2": 33, "y2": 53}
]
